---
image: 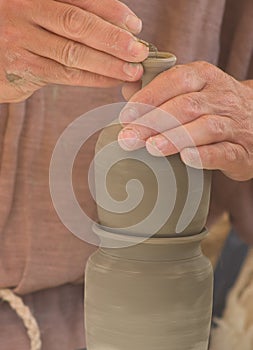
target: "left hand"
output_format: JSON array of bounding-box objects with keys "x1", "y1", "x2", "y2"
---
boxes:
[{"x1": 118, "y1": 61, "x2": 253, "y2": 181}]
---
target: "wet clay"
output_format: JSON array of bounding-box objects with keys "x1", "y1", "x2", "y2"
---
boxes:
[
  {"x1": 95, "y1": 52, "x2": 212, "y2": 236},
  {"x1": 6, "y1": 73, "x2": 23, "y2": 83},
  {"x1": 85, "y1": 50, "x2": 213, "y2": 350},
  {"x1": 85, "y1": 226, "x2": 213, "y2": 350}
]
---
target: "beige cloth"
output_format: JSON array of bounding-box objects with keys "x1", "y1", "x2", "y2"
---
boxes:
[
  {"x1": 0, "y1": 0, "x2": 252, "y2": 348},
  {"x1": 211, "y1": 249, "x2": 253, "y2": 350}
]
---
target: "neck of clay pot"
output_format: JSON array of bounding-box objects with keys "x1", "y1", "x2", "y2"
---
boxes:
[
  {"x1": 102, "y1": 241, "x2": 202, "y2": 262},
  {"x1": 94, "y1": 225, "x2": 207, "y2": 262},
  {"x1": 142, "y1": 52, "x2": 176, "y2": 87}
]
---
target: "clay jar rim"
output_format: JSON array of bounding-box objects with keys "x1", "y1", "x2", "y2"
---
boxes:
[
  {"x1": 93, "y1": 224, "x2": 208, "y2": 246},
  {"x1": 145, "y1": 51, "x2": 177, "y2": 61}
]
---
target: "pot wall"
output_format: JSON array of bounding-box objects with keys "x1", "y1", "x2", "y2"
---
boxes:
[{"x1": 85, "y1": 230, "x2": 213, "y2": 350}]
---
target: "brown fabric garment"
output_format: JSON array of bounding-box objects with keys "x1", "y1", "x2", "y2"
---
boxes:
[
  {"x1": 0, "y1": 0, "x2": 252, "y2": 348},
  {"x1": 0, "y1": 284, "x2": 85, "y2": 350}
]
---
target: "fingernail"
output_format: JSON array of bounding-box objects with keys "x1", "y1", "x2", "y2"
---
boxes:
[
  {"x1": 128, "y1": 38, "x2": 149, "y2": 59},
  {"x1": 146, "y1": 136, "x2": 168, "y2": 156},
  {"x1": 181, "y1": 148, "x2": 202, "y2": 167},
  {"x1": 125, "y1": 15, "x2": 142, "y2": 34},
  {"x1": 118, "y1": 128, "x2": 142, "y2": 150},
  {"x1": 119, "y1": 107, "x2": 139, "y2": 124},
  {"x1": 123, "y1": 63, "x2": 143, "y2": 79}
]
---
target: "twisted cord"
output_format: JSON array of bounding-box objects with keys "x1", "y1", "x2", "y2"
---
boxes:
[{"x1": 0, "y1": 288, "x2": 42, "y2": 350}]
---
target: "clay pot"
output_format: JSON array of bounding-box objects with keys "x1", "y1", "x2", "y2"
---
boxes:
[
  {"x1": 85, "y1": 50, "x2": 213, "y2": 350},
  {"x1": 95, "y1": 52, "x2": 212, "y2": 237},
  {"x1": 141, "y1": 51, "x2": 176, "y2": 86},
  {"x1": 85, "y1": 225, "x2": 213, "y2": 350}
]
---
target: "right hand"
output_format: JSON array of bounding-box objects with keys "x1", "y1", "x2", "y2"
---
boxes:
[{"x1": 0, "y1": 0, "x2": 148, "y2": 103}]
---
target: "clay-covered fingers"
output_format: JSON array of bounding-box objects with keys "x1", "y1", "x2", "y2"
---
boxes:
[
  {"x1": 1, "y1": 48, "x2": 120, "y2": 103},
  {"x1": 181, "y1": 142, "x2": 251, "y2": 181},
  {"x1": 32, "y1": 0, "x2": 149, "y2": 63},
  {"x1": 56, "y1": 0, "x2": 143, "y2": 34},
  {"x1": 24, "y1": 26, "x2": 144, "y2": 82}
]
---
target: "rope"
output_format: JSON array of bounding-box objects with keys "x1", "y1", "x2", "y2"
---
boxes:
[{"x1": 0, "y1": 288, "x2": 42, "y2": 350}]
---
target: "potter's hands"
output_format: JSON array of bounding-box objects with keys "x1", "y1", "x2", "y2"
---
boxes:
[
  {"x1": 0, "y1": 0, "x2": 148, "y2": 103},
  {"x1": 118, "y1": 61, "x2": 253, "y2": 181}
]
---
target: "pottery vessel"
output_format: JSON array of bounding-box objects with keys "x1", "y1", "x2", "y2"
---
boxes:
[
  {"x1": 95, "y1": 52, "x2": 212, "y2": 237},
  {"x1": 85, "y1": 226, "x2": 213, "y2": 350},
  {"x1": 85, "y1": 49, "x2": 213, "y2": 350}
]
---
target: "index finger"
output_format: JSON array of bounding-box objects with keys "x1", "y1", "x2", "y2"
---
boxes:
[{"x1": 32, "y1": 0, "x2": 149, "y2": 62}]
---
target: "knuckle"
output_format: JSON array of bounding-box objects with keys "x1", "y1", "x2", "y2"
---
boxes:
[
  {"x1": 61, "y1": 6, "x2": 85, "y2": 36},
  {"x1": 63, "y1": 66, "x2": 81, "y2": 82},
  {"x1": 223, "y1": 91, "x2": 238, "y2": 109},
  {"x1": 217, "y1": 90, "x2": 240, "y2": 115},
  {"x1": 169, "y1": 64, "x2": 205, "y2": 92},
  {"x1": 90, "y1": 73, "x2": 109, "y2": 86},
  {"x1": 63, "y1": 66, "x2": 89, "y2": 84},
  {"x1": 42, "y1": 61, "x2": 59, "y2": 81},
  {"x1": 104, "y1": 26, "x2": 123, "y2": 47},
  {"x1": 193, "y1": 60, "x2": 218, "y2": 81},
  {"x1": 60, "y1": 41, "x2": 83, "y2": 67},
  {"x1": 223, "y1": 143, "x2": 243, "y2": 163},
  {"x1": 64, "y1": 67, "x2": 107, "y2": 86},
  {"x1": 224, "y1": 90, "x2": 237, "y2": 105},
  {"x1": 82, "y1": 13, "x2": 99, "y2": 36},
  {"x1": 169, "y1": 65, "x2": 190, "y2": 88},
  {"x1": 180, "y1": 94, "x2": 202, "y2": 116},
  {"x1": 175, "y1": 66, "x2": 196, "y2": 91},
  {"x1": 224, "y1": 146, "x2": 237, "y2": 163},
  {"x1": 181, "y1": 69, "x2": 195, "y2": 90},
  {"x1": 205, "y1": 116, "x2": 226, "y2": 138}
]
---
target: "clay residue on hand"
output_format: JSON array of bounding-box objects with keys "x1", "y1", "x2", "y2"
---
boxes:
[
  {"x1": 6, "y1": 73, "x2": 23, "y2": 83},
  {"x1": 5, "y1": 69, "x2": 44, "y2": 92},
  {"x1": 137, "y1": 39, "x2": 158, "y2": 57}
]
